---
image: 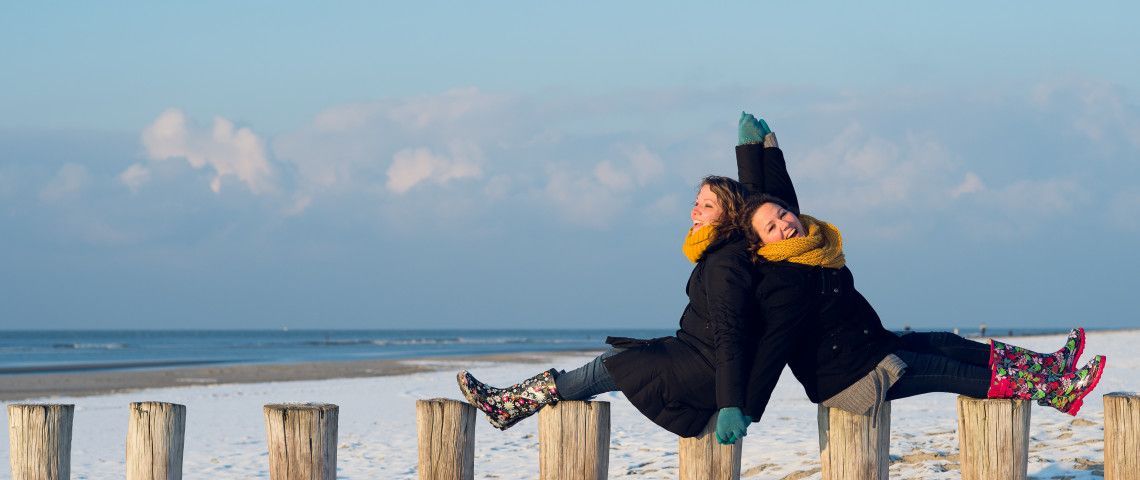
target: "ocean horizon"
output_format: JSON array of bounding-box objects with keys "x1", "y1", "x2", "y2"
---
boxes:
[{"x1": 0, "y1": 327, "x2": 1096, "y2": 374}]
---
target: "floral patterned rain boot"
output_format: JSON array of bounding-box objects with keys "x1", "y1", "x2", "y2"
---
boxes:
[
  {"x1": 987, "y1": 341, "x2": 1106, "y2": 416},
  {"x1": 1038, "y1": 355, "x2": 1106, "y2": 415},
  {"x1": 456, "y1": 369, "x2": 560, "y2": 430},
  {"x1": 986, "y1": 329, "x2": 1086, "y2": 407},
  {"x1": 990, "y1": 328, "x2": 1085, "y2": 377}
]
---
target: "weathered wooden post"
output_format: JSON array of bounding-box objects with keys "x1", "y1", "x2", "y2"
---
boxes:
[
  {"x1": 1105, "y1": 392, "x2": 1140, "y2": 480},
  {"x1": 678, "y1": 414, "x2": 741, "y2": 480},
  {"x1": 816, "y1": 403, "x2": 891, "y2": 480},
  {"x1": 263, "y1": 403, "x2": 338, "y2": 480},
  {"x1": 956, "y1": 396, "x2": 1031, "y2": 480},
  {"x1": 126, "y1": 401, "x2": 186, "y2": 480},
  {"x1": 7, "y1": 403, "x2": 74, "y2": 480},
  {"x1": 416, "y1": 398, "x2": 475, "y2": 480},
  {"x1": 537, "y1": 400, "x2": 609, "y2": 480}
]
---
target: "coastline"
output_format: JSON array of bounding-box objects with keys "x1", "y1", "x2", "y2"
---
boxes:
[
  {"x1": 0, "y1": 349, "x2": 604, "y2": 402},
  {"x1": 5, "y1": 327, "x2": 1138, "y2": 402}
]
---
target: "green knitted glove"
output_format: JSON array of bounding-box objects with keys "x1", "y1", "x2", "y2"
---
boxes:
[
  {"x1": 738, "y1": 111, "x2": 772, "y2": 146},
  {"x1": 714, "y1": 407, "x2": 751, "y2": 445}
]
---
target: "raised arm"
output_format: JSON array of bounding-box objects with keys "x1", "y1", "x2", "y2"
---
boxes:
[{"x1": 736, "y1": 113, "x2": 800, "y2": 214}]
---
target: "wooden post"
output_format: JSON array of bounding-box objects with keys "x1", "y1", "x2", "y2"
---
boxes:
[
  {"x1": 678, "y1": 413, "x2": 741, "y2": 480},
  {"x1": 416, "y1": 399, "x2": 475, "y2": 480},
  {"x1": 126, "y1": 402, "x2": 186, "y2": 480},
  {"x1": 263, "y1": 403, "x2": 338, "y2": 480},
  {"x1": 956, "y1": 396, "x2": 1031, "y2": 480},
  {"x1": 7, "y1": 403, "x2": 74, "y2": 480},
  {"x1": 1105, "y1": 392, "x2": 1140, "y2": 480},
  {"x1": 537, "y1": 400, "x2": 609, "y2": 480},
  {"x1": 816, "y1": 403, "x2": 891, "y2": 480}
]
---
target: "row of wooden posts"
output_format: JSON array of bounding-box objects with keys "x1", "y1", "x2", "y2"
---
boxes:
[{"x1": 7, "y1": 393, "x2": 1140, "y2": 480}]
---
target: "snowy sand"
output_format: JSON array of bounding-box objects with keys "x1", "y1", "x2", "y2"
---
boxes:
[{"x1": 2, "y1": 330, "x2": 1136, "y2": 479}]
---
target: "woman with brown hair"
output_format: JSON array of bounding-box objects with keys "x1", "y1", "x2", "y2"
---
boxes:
[{"x1": 729, "y1": 192, "x2": 1105, "y2": 436}]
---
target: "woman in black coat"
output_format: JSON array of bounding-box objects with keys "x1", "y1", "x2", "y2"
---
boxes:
[
  {"x1": 731, "y1": 193, "x2": 1107, "y2": 434},
  {"x1": 455, "y1": 173, "x2": 762, "y2": 438}
]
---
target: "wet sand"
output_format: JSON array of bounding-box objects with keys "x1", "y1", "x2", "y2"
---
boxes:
[{"x1": 0, "y1": 350, "x2": 600, "y2": 401}]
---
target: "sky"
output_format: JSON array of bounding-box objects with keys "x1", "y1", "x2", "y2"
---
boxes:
[{"x1": 1, "y1": 2, "x2": 1138, "y2": 330}]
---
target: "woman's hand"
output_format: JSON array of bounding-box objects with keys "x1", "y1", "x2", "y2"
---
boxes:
[
  {"x1": 739, "y1": 111, "x2": 778, "y2": 148},
  {"x1": 738, "y1": 112, "x2": 772, "y2": 146},
  {"x1": 715, "y1": 406, "x2": 751, "y2": 444}
]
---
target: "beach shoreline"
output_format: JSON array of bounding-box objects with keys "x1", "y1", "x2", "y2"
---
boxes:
[
  {"x1": 0, "y1": 348, "x2": 605, "y2": 402},
  {"x1": 6, "y1": 327, "x2": 1139, "y2": 402}
]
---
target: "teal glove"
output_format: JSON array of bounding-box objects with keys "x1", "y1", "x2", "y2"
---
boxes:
[
  {"x1": 738, "y1": 111, "x2": 772, "y2": 146},
  {"x1": 714, "y1": 407, "x2": 751, "y2": 445}
]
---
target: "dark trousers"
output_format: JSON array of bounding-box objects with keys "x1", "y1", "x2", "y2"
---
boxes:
[
  {"x1": 885, "y1": 331, "x2": 991, "y2": 401},
  {"x1": 557, "y1": 332, "x2": 996, "y2": 402},
  {"x1": 554, "y1": 348, "x2": 622, "y2": 401}
]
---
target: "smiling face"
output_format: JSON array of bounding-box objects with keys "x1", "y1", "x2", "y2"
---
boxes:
[
  {"x1": 750, "y1": 202, "x2": 806, "y2": 244},
  {"x1": 690, "y1": 184, "x2": 724, "y2": 232}
]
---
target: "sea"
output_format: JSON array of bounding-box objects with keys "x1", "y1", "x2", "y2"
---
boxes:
[{"x1": 0, "y1": 327, "x2": 1075, "y2": 374}]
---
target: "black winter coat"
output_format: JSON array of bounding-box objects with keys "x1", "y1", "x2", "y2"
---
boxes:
[
  {"x1": 602, "y1": 236, "x2": 758, "y2": 437},
  {"x1": 753, "y1": 261, "x2": 901, "y2": 405},
  {"x1": 600, "y1": 145, "x2": 795, "y2": 437}
]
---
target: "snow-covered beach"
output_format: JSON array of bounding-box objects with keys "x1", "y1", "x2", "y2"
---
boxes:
[{"x1": 3, "y1": 330, "x2": 1136, "y2": 479}]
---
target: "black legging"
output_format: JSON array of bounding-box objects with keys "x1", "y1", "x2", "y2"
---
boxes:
[{"x1": 885, "y1": 331, "x2": 991, "y2": 401}]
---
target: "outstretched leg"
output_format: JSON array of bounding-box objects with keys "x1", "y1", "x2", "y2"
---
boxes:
[
  {"x1": 456, "y1": 348, "x2": 623, "y2": 430},
  {"x1": 898, "y1": 328, "x2": 1085, "y2": 374},
  {"x1": 884, "y1": 349, "x2": 991, "y2": 401},
  {"x1": 896, "y1": 331, "x2": 990, "y2": 367},
  {"x1": 554, "y1": 348, "x2": 623, "y2": 400}
]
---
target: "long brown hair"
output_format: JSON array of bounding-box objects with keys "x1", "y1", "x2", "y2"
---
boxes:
[{"x1": 699, "y1": 175, "x2": 746, "y2": 240}]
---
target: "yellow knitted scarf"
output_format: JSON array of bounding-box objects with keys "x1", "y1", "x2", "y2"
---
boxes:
[
  {"x1": 682, "y1": 224, "x2": 717, "y2": 263},
  {"x1": 757, "y1": 214, "x2": 846, "y2": 268}
]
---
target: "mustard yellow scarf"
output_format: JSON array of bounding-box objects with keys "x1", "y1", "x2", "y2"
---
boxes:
[
  {"x1": 757, "y1": 214, "x2": 846, "y2": 268},
  {"x1": 682, "y1": 225, "x2": 716, "y2": 263}
]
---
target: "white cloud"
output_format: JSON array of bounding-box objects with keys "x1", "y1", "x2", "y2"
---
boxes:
[
  {"x1": 283, "y1": 194, "x2": 313, "y2": 216},
  {"x1": 542, "y1": 145, "x2": 669, "y2": 226},
  {"x1": 385, "y1": 87, "x2": 505, "y2": 129},
  {"x1": 593, "y1": 161, "x2": 633, "y2": 190},
  {"x1": 987, "y1": 178, "x2": 1087, "y2": 217},
  {"x1": 118, "y1": 163, "x2": 151, "y2": 192},
  {"x1": 386, "y1": 147, "x2": 481, "y2": 194},
  {"x1": 1030, "y1": 79, "x2": 1140, "y2": 150},
  {"x1": 39, "y1": 163, "x2": 89, "y2": 202},
  {"x1": 951, "y1": 172, "x2": 985, "y2": 198},
  {"x1": 543, "y1": 170, "x2": 626, "y2": 228},
  {"x1": 623, "y1": 144, "x2": 665, "y2": 185},
  {"x1": 796, "y1": 124, "x2": 958, "y2": 214},
  {"x1": 109, "y1": 83, "x2": 1136, "y2": 237},
  {"x1": 139, "y1": 109, "x2": 275, "y2": 194},
  {"x1": 589, "y1": 145, "x2": 665, "y2": 193}
]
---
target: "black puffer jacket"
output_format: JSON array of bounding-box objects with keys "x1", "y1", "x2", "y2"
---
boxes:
[
  {"x1": 600, "y1": 145, "x2": 795, "y2": 437},
  {"x1": 602, "y1": 235, "x2": 759, "y2": 437},
  {"x1": 758, "y1": 263, "x2": 900, "y2": 403}
]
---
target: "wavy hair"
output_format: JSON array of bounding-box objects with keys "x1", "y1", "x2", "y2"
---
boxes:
[
  {"x1": 739, "y1": 193, "x2": 797, "y2": 262},
  {"x1": 697, "y1": 175, "x2": 746, "y2": 252}
]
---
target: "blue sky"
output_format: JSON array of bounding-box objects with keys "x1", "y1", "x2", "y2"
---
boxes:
[{"x1": 2, "y1": 2, "x2": 1138, "y2": 329}]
